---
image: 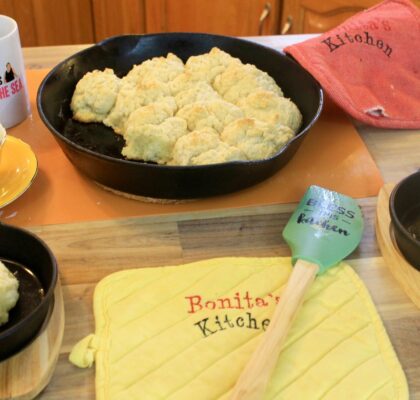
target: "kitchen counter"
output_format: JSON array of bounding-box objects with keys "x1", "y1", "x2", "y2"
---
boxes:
[{"x1": 19, "y1": 35, "x2": 420, "y2": 399}]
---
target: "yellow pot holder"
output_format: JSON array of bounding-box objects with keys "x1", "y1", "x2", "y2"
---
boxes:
[{"x1": 70, "y1": 257, "x2": 408, "y2": 400}]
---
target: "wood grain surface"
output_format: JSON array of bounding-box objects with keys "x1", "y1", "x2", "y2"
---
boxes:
[
  {"x1": 376, "y1": 183, "x2": 420, "y2": 309},
  {"x1": 92, "y1": 0, "x2": 146, "y2": 42},
  {"x1": 25, "y1": 198, "x2": 419, "y2": 399},
  {"x1": 20, "y1": 0, "x2": 94, "y2": 46},
  {"x1": 145, "y1": 0, "x2": 280, "y2": 36},
  {"x1": 15, "y1": 37, "x2": 420, "y2": 399},
  {"x1": 230, "y1": 260, "x2": 319, "y2": 400},
  {"x1": 0, "y1": 281, "x2": 64, "y2": 400}
]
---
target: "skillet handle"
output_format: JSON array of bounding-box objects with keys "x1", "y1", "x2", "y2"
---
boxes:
[{"x1": 230, "y1": 259, "x2": 319, "y2": 400}]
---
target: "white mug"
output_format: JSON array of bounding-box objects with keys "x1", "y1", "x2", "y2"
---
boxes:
[{"x1": 0, "y1": 15, "x2": 30, "y2": 128}]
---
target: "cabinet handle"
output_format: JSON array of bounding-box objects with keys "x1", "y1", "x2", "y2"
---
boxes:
[
  {"x1": 281, "y1": 16, "x2": 293, "y2": 34},
  {"x1": 258, "y1": 2, "x2": 272, "y2": 35}
]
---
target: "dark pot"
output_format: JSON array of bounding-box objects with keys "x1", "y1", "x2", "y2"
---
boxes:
[
  {"x1": 0, "y1": 223, "x2": 58, "y2": 361},
  {"x1": 390, "y1": 170, "x2": 420, "y2": 270}
]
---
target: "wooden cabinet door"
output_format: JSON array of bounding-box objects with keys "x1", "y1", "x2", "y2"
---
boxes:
[
  {"x1": 145, "y1": 0, "x2": 280, "y2": 36},
  {"x1": 0, "y1": 0, "x2": 94, "y2": 46},
  {"x1": 92, "y1": 0, "x2": 146, "y2": 42},
  {"x1": 0, "y1": 0, "x2": 38, "y2": 46},
  {"x1": 32, "y1": 0, "x2": 94, "y2": 45},
  {"x1": 281, "y1": 0, "x2": 380, "y2": 34}
]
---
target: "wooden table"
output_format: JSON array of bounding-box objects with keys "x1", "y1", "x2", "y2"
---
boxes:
[{"x1": 20, "y1": 36, "x2": 420, "y2": 399}]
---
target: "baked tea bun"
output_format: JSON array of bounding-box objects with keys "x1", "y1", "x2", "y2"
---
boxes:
[
  {"x1": 122, "y1": 99, "x2": 187, "y2": 164},
  {"x1": 171, "y1": 128, "x2": 246, "y2": 166},
  {"x1": 238, "y1": 90, "x2": 302, "y2": 133},
  {"x1": 213, "y1": 63, "x2": 283, "y2": 104},
  {"x1": 221, "y1": 118, "x2": 294, "y2": 160},
  {"x1": 71, "y1": 68, "x2": 121, "y2": 123},
  {"x1": 176, "y1": 99, "x2": 244, "y2": 134},
  {"x1": 184, "y1": 47, "x2": 241, "y2": 83}
]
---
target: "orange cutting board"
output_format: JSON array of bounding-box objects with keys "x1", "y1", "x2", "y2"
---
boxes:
[{"x1": 0, "y1": 69, "x2": 383, "y2": 227}]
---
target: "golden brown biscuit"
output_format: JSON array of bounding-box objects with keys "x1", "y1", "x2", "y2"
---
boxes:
[
  {"x1": 174, "y1": 82, "x2": 220, "y2": 109},
  {"x1": 176, "y1": 99, "x2": 243, "y2": 134},
  {"x1": 185, "y1": 47, "x2": 242, "y2": 83},
  {"x1": 125, "y1": 53, "x2": 184, "y2": 84},
  {"x1": 122, "y1": 117, "x2": 187, "y2": 164},
  {"x1": 122, "y1": 99, "x2": 183, "y2": 164},
  {"x1": 221, "y1": 118, "x2": 294, "y2": 160},
  {"x1": 238, "y1": 90, "x2": 302, "y2": 133},
  {"x1": 71, "y1": 68, "x2": 121, "y2": 123},
  {"x1": 213, "y1": 63, "x2": 283, "y2": 104},
  {"x1": 171, "y1": 129, "x2": 246, "y2": 166},
  {"x1": 103, "y1": 78, "x2": 172, "y2": 134},
  {"x1": 192, "y1": 146, "x2": 246, "y2": 165},
  {"x1": 169, "y1": 72, "x2": 205, "y2": 95},
  {"x1": 124, "y1": 97, "x2": 177, "y2": 130}
]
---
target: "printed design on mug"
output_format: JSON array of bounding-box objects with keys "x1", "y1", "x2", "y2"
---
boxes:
[{"x1": 0, "y1": 61, "x2": 24, "y2": 99}]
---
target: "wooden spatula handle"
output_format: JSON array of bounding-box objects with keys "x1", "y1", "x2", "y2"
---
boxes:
[{"x1": 230, "y1": 259, "x2": 319, "y2": 400}]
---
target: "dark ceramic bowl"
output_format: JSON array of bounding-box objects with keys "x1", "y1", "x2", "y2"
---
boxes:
[
  {"x1": 390, "y1": 170, "x2": 420, "y2": 270},
  {"x1": 37, "y1": 33, "x2": 323, "y2": 199},
  {"x1": 0, "y1": 223, "x2": 58, "y2": 361}
]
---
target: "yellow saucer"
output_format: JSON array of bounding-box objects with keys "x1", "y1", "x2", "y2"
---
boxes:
[{"x1": 0, "y1": 136, "x2": 37, "y2": 208}]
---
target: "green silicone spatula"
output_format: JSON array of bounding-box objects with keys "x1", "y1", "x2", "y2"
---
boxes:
[{"x1": 230, "y1": 185, "x2": 364, "y2": 400}]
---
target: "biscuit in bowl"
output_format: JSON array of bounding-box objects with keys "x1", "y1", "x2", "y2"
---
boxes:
[
  {"x1": 221, "y1": 118, "x2": 294, "y2": 160},
  {"x1": 71, "y1": 68, "x2": 121, "y2": 123}
]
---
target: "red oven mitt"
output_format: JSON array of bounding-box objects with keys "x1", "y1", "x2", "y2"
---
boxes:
[{"x1": 284, "y1": 0, "x2": 420, "y2": 129}]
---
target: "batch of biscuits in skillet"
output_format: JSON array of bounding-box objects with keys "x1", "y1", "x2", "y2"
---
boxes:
[{"x1": 71, "y1": 47, "x2": 302, "y2": 166}]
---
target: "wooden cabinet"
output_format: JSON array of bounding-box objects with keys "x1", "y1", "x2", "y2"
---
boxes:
[
  {"x1": 0, "y1": 0, "x2": 37, "y2": 46},
  {"x1": 145, "y1": 0, "x2": 280, "y2": 36},
  {"x1": 280, "y1": 0, "x2": 420, "y2": 34},
  {"x1": 0, "y1": 0, "x2": 280, "y2": 46},
  {"x1": 1, "y1": 0, "x2": 419, "y2": 46},
  {"x1": 92, "y1": 0, "x2": 146, "y2": 42},
  {"x1": 0, "y1": 0, "x2": 94, "y2": 46},
  {"x1": 32, "y1": 0, "x2": 94, "y2": 45}
]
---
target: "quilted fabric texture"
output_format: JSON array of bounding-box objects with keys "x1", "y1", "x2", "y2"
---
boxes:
[{"x1": 70, "y1": 257, "x2": 408, "y2": 400}]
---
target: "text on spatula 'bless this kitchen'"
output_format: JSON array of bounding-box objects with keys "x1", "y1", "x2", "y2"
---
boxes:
[
  {"x1": 185, "y1": 291, "x2": 280, "y2": 338},
  {"x1": 296, "y1": 197, "x2": 357, "y2": 236}
]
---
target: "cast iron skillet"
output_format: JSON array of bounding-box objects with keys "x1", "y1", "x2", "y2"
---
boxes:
[
  {"x1": 37, "y1": 33, "x2": 323, "y2": 199},
  {"x1": 0, "y1": 223, "x2": 58, "y2": 361}
]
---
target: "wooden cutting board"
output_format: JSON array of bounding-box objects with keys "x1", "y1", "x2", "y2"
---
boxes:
[
  {"x1": 376, "y1": 183, "x2": 420, "y2": 309},
  {"x1": 19, "y1": 198, "x2": 420, "y2": 400},
  {"x1": 0, "y1": 280, "x2": 64, "y2": 400}
]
